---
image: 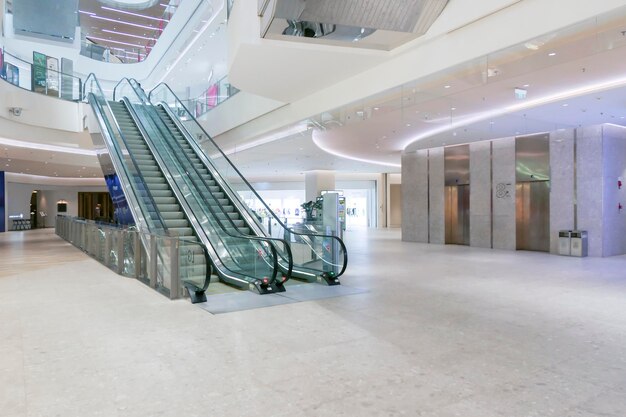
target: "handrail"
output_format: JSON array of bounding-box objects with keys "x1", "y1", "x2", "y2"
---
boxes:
[
  {"x1": 128, "y1": 87, "x2": 294, "y2": 281},
  {"x1": 148, "y1": 82, "x2": 348, "y2": 278},
  {"x1": 84, "y1": 74, "x2": 169, "y2": 235},
  {"x1": 123, "y1": 94, "x2": 283, "y2": 284},
  {"x1": 1, "y1": 49, "x2": 83, "y2": 101},
  {"x1": 118, "y1": 78, "x2": 290, "y2": 286}
]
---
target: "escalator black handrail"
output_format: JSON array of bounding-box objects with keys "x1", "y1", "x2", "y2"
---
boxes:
[
  {"x1": 85, "y1": 74, "x2": 212, "y2": 292},
  {"x1": 153, "y1": 101, "x2": 303, "y2": 279},
  {"x1": 118, "y1": 84, "x2": 291, "y2": 286},
  {"x1": 127, "y1": 89, "x2": 295, "y2": 281},
  {"x1": 148, "y1": 82, "x2": 348, "y2": 277},
  {"x1": 122, "y1": 95, "x2": 290, "y2": 284},
  {"x1": 154, "y1": 96, "x2": 347, "y2": 278}
]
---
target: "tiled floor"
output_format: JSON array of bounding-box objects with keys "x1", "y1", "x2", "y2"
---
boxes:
[{"x1": 1, "y1": 228, "x2": 626, "y2": 416}]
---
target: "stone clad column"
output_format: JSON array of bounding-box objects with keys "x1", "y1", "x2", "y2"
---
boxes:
[
  {"x1": 401, "y1": 150, "x2": 428, "y2": 242},
  {"x1": 469, "y1": 141, "x2": 492, "y2": 248},
  {"x1": 429, "y1": 148, "x2": 445, "y2": 244},
  {"x1": 492, "y1": 137, "x2": 516, "y2": 250}
]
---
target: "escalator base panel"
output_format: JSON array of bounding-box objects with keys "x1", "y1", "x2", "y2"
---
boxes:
[
  {"x1": 318, "y1": 274, "x2": 341, "y2": 286},
  {"x1": 249, "y1": 281, "x2": 285, "y2": 294}
]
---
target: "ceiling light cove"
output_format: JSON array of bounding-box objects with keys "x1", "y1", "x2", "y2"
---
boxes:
[{"x1": 312, "y1": 131, "x2": 400, "y2": 168}]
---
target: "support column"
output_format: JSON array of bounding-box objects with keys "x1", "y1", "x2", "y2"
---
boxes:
[
  {"x1": 0, "y1": 171, "x2": 5, "y2": 233},
  {"x1": 304, "y1": 170, "x2": 335, "y2": 202}
]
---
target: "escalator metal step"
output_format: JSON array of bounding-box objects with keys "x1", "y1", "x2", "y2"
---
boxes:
[
  {"x1": 154, "y1": 196, "x2": 176, "y2": 204},
  {"x1": 169, "y1": 227, "x2": 194, "y2": 236},
  {"x1": 164, "y1": 219, "x2": 189, "y2": 228}
]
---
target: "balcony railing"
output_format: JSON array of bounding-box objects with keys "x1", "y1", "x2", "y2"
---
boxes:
[
  {"x1": 184, "y1": 75, "x2": 240, "y2": 118},
  {"x1": 55, "y1": 215, "x2": 209, "y2": 300},
  {"x1": 0, "y1": 49, "x2": 82, "y2": 101}
]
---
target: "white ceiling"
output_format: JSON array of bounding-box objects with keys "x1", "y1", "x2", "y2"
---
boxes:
[
  {"x1": 297, "y1": 8, "x2": 626, "y2": 168},
  {"x1": 4, "y1": 1, "x2": 626, "y2": 182}
]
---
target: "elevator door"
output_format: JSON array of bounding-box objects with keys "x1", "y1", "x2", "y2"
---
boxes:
[
  {"x1": 516, "y1": 181, "x2": 550, "y2": 252},
  {"x1": 445, "y1": 185, "x2": 470, "y2": 245}
]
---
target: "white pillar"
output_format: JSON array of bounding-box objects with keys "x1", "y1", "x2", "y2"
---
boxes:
[{"x1": 304, "y1": 170, "x2": 335, "y2": 202}]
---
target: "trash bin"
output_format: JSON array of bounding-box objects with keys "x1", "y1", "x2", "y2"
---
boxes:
[
  {"x1": 570, "y1": 230, "x2": 588, "y2": 257},
  {"x1": 558, "y1": 230, "x2": 572, "y2": 256}
]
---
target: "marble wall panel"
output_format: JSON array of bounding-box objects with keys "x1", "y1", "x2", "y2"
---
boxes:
[
  {"x1": 401, "y1": 151, "x2": 429, "y2": 242},
  {"x1": 491, "y1": 137, "x2": 516, "y2": 250},
  {"x1": 429, "y1": 148, "x2": 445, "y2": 244},
  {"x1": 469, "y1": 141, "x2": 492, "y2": 248},
  {"x1": 549, "y1": 129, "x2": 575, "y2": 254}
]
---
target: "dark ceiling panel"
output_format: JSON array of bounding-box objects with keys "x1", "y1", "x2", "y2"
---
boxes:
[{"x1": 13, "y1": 0, "x2": 79, "y2": 43}]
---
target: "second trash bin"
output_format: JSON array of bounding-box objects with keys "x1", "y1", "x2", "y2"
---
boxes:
[{"x1": 570, "y1": 230, "x2": 588, "y2": 257}]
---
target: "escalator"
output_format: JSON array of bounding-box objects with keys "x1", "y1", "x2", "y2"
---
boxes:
[
  {"x1": 84, "y1": 74, "x2": 288, "y2": 301},
  {"x1": 144, "y1": 82, "x2": 348, "y2": 285}
]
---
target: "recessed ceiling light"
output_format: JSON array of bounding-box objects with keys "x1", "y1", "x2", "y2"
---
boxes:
[
  {"x1": 562, "y1": 103, "x2": 569, "y2": 107},
  {"x1": 444, "y1": 85, "x2": 451, "y2": 89},
  {"x1": 523, "y1": 84, "x2": 530, "y2": 87},
  {"x1": 406, "y1": 123, "x2": 411, "y2": 127},
  {"x1": 451, "y1": 107, "x2": 456, "y2": 111},
  {"x1": 374, "y1": 107, "x2": 379, "y2": 110},
  {"x1": 490, "y1": 121, "x2": 495, "y2": 125},
  {"x1": 548, "y1": 52, "x2": 557, "y2": 56}
]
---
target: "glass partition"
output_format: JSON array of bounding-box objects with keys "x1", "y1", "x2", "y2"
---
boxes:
[
  {"x1": 1, "y1": 50, "x2": 82, "y2": 101},
  {"x1": 185, "y1": 75, "x2": 240, "y2": 118},
  {"x1": 148, "y1": 83, "x2": 348, "y2": 282},
  {"x1": 56, "y1": 216, "x2": 210, "y2": 300},
  {"x1": 113, "y1": 78, "x2": 289, "y2": 291}
]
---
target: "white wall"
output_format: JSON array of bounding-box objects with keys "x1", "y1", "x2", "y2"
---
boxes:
[
  {"x1": 5, "y1": 181, "x2": 107, "y2": 229},
  {"x1": 601, "y1": 124, "x2": 626, "y2": 256}
]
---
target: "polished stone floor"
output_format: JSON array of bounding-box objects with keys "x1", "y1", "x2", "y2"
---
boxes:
[{"x1": 1, "y1": 228, "x2": 626, "y2": 417}]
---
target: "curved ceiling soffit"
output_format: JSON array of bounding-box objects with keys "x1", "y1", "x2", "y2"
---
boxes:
[
  {"x1": 311, "y1": 129, "x2": 401, "y2": 168},
  {"x1": 96, "y1": 0, "x2": 161, "y2": 10}
]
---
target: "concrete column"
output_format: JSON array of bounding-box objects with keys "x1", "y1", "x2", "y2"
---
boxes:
[
  {"x1": 304, "y1": 170, "x2": 335, "y2": 202},
  {"x1": 401, "y1": 150, "x2": 428, "y2": 242},
  {"x1": 378, "y1": 173, "x2": 388, "y2": 228},
  {"x1": 576, "y1": 126, "x2": 604, "y2": 257},
  {"x1": 428, "y1": 147, "x2": 445, "y2": 244},
  {"x1": 469, "y1": 141, "x2": 492, "y2": 248},
  {"x1": 0, "y1": 171, "x2": 5, "y2": 233},
  {"x1": 549, "y1": 129, "x2": 575, "y2": 254},
  {"x1": 492, "y1": 137, "x2": 516, "y2": 250}
]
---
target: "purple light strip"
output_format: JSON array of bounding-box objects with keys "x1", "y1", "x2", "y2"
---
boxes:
[
  {"x1": 87, "y1": 35, "x2": 147, "y2": 49},
  {"x1": 102, "y1": 29, "x2": 157, "y2": 41},
  {"x1": 100, "y1": 6, "x2": 170, "y2": 23},
  {"x1": 89, "y1": 15, "x2": 158, "y2": 31}
]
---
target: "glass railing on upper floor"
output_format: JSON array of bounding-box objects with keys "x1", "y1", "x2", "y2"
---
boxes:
[
  {"x1": 80, "y1": 40, "x2": 147, "y2": 64},
  {"x1": 0, "y1": 49, "x2": 82, "y2": 101},
  {"x1": 183, "y1": 75, "x2": 240, "y2": 119}
]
